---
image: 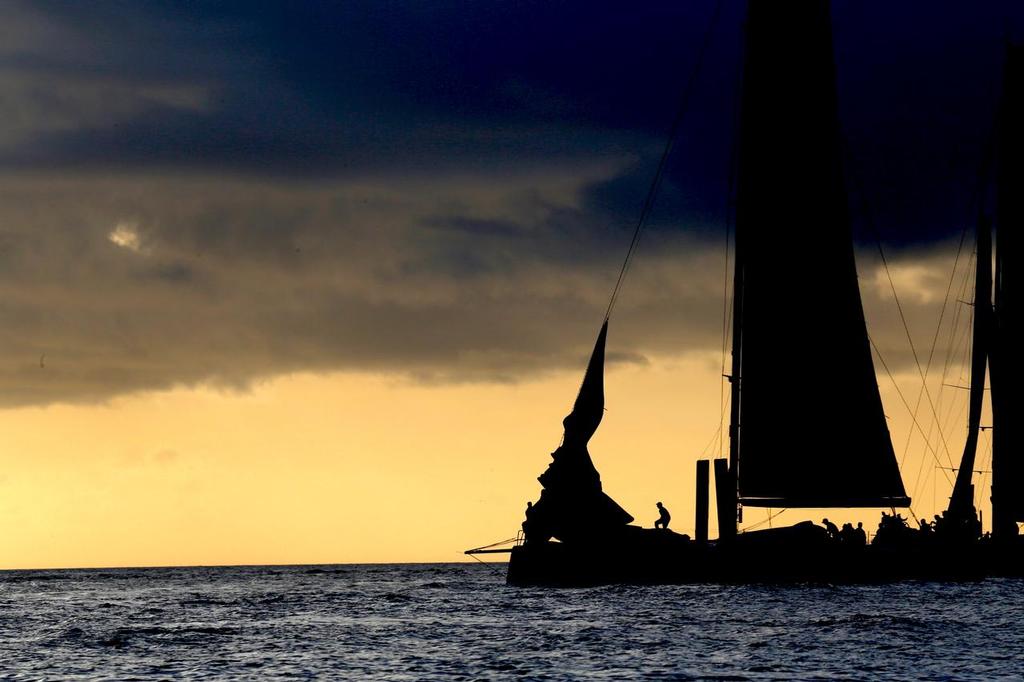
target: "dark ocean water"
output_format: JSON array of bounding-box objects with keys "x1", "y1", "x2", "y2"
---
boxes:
[{"x1": 1, "y1": 563, "x2": 1022, "y2": 680}]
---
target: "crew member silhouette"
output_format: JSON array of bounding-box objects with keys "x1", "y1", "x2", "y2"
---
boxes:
[
  {"x1": 822, "y1": 518, "x2": 839, "y2": 541},
  {"x1": 655, "y1": 502, "x2": 671, "y2": 530},
  {"x1": 522, "y1": 501, "x2": 535, "y2": 543},
  {"x1": 854, "y1": 522, "x2": 867, "y2": 546}
]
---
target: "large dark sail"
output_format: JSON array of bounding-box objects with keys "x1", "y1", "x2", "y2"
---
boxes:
[
  {"x1": 731, "y1": 0, "x2": 909, "y2": 508},
  {"x1": 991, "y1": 44, "x2": 1024, "y2": 536}
]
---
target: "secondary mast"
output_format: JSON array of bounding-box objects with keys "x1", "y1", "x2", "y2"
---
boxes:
[{"x1": 946, "y1": 217, "x2": 992, "y2": 526}]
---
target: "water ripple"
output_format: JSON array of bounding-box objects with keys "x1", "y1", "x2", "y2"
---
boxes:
[{"x1": 1, "y1": 565, "x2": 1023, "y2": 679}]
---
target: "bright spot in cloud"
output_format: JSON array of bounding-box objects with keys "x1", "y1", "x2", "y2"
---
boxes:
[
  {"x1": 109, "y1": 222, "x2": 143, "y2": 252},
  {"x1": 870, "y1": 262, "x2": 945, "y2": 305}
]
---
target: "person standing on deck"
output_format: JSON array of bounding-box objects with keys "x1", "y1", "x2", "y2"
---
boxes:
[
  {"x1": 854, "y1": 522, "x2": 867, "y2": 546},
  {"x1": 521, "y1": 501, "x2": 535, "y2": 544},
  {"x1": 654, "y1": 502, "x2": 671, "y2": 530}
]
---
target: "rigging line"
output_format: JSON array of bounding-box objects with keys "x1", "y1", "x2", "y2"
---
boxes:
[
  {"x1": 718, "y1": 30, "x2": 743, "y2": 462},
  {"x1": 466, "y1": 551, "x2": 506, "y2": 576},
  {"x1": 898, "y1": 224, "x2": 970, "y2": 471},
  {"x1": 918, "y1": 120, "x2": 999, "y2": 502},
  {"x1": 739, "y1": 508, "x2": 786, "y2": 533},
  {"x1": 940, "y1": 251, "x2": 975, "y2": 382},
  {"x1": 931, "y1": 108, "x2": 998, "y2": 390},
  {"x1": 869, "y1": 334, "x2": 953, "y2": 487},
  {"x1": 842, "y1": 137, "x2": 956, "y2": 469},
  {"x1": 912, "y1": 312, "x2": 974, "y2": 503},
  {"x1": 603, "y1": 0, "x2": 724, "y2": 321},
  {"x1": 700, "y1": 396, "x2": 733, "y2": 460},
  {"x1": 937, "y1": 256, "x2": 974, "y2": 409},
  {"x1": 939, "y1": 258, "x2": 976, "y2": 412},
  {"x1": 699, "y1": 423, "x2": 723, "y2": 460},
  {"x1": 465, "y1": 537, "x2": 519, "y2": 552},
  {"x1": 719, "y1": 298, "x2": 735, "y2": 460},
  {"x1": 935, "y1": 267, "x2": 976, "y2": 436},
  {"x1": 975, "y1": 428, "x2": 994, "y2": 510},
  {"x1": 908, "y1": 247, "x2": 974, "y2": 502},
  {"x1": 903, "y1": 114, "x2": 998, "y2": 502},
  {"x1": 874, "y1": 239, "x2": 956, "y2": 470},
  {"x1": 718, "y1": 198, "x2": 732, "y2": 461},
  {"x1": 907, "y1": 242, "x2": 973, "y2": 502}
]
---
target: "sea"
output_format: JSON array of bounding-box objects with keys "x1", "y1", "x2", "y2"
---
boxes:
[{"x1": 1, "y1": 563, "x2": 1022, "y2": 680}]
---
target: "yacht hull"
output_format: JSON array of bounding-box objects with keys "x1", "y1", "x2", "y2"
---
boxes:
[{"x1": 506, "y1": 523, "x2": 1022, "y2": 586}]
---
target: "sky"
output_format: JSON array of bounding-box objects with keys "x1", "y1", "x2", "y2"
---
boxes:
[{"x1": 1, "y1": 1, "x2": 1022, "y2": 568}]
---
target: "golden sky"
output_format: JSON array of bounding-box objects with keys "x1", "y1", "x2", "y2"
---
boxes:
[{"x1": 0, "y1": 344, "x2": 983, "y2": 569}]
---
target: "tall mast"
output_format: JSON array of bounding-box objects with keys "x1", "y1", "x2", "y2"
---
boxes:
[
  {"x1": 725, "y1": 209, "x2": 743, "y2": 539},
  {"x1": 947, "y1": 217, "x2": 992, "y2": 521},
  {"x1": 724, "y1": 1, "x2": 750, "y2": 541}
]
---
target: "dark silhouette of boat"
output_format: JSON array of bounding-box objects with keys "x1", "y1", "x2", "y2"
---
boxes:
[{"x1": 467, "y1": 0, "x2": 1024, "y2": 585}]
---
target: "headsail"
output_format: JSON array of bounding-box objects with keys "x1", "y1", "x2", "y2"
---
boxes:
[
  {"x1": 731, "y1": 0, "x2": 909, "y2": 508},
  {"x1": 562, "y1": 320, "x2": 608, "y2": 448},
  {"x1": 991, "y1": 44, "x2": 1024, "y2": 536},
  {"x1": 527, "y1": 321, "x2": 633, "y2": 544}
]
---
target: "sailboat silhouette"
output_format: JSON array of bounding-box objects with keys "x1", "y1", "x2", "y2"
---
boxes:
[{"x1": 467, "y1": 1, "x2": 1024, "y2": 585}]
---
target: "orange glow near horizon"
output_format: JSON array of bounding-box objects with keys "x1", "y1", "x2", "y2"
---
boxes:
[{"x1": 0, "y1": 350, "x2": 986, "y2": 570}]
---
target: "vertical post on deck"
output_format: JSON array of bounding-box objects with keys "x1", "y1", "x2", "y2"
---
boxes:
[{"x1": 695, "y1": 459, "x2": 710, "y2": 544}]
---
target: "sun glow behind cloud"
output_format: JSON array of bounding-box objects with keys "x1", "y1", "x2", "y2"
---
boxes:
[{"x1": 108, "y1": 221, "x2": 143, "y2": 253}]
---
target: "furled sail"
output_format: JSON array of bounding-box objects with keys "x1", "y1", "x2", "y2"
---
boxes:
[
  {"x1": 562, "y1": 321, "x2": 609, "y2": 448},
  {"x1": 991, "y1": 44, "x2": 1024, "y2": 534},
  {"x1": 731, "y1": 0, "x2": 909, "y2": 507},
  {"x1": 526, "y1": 321, "x2": 633, "y2": 543}
]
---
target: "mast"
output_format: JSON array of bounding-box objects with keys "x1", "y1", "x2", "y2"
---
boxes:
[
  {"x1": 725, "y1": 207, "x2": 743, "y2": 539},
  {"x1": 723, "y1": 0, "x2": 752, "y2": 540},
  {"x1": 947, "y1": 217, "x2": 992, "y2": 521},
  {"x1": 729, "y1": 0, "x2": 909, "y2": 509}
]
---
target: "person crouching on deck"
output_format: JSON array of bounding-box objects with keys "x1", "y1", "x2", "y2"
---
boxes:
[{"x1": 654, "y1": 502, "x2": 671, "y2": 530}]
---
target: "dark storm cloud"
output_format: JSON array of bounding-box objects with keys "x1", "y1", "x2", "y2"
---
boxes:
[
  {"x1": 4, "y1": 1, "x2": 1021, "y2": 238},
  {"x1": 0, "y1": 171, "x2": 732, "y2": 405},
  {"x1": 0, "y1": 1, "x2": 729, "y2": 176},
  {"x1": 0, "y1": 1, "x2": 1021, "y2": 405}
]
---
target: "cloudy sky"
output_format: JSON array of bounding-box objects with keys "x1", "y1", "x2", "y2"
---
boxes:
[{"x1": 1, "y1": 1, "x2": 1021, "y2": 567}]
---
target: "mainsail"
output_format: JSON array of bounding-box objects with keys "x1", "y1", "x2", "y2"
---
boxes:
[
  {"x1": 991, "y1": 44, "x2": 1024, "y2": 535},
  {"x1": 730, "y1": 0, "x2": 909, "y2": 508}
]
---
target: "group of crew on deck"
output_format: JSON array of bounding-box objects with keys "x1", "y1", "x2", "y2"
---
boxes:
[
  {"x1": 522, "y1": 497, "x2": 984, "y2": 546},
  {"x1": 821, "y1": 518, "x2": 868, "y2": 546},
  {"x1": 824, "y1": 507, "x2": 984, "y2": 548}
]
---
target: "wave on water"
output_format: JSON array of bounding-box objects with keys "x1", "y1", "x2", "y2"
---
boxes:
[
  {"x1": 810, "y1": 613, "x2": 935, "y2": 629},
  {"x1": 1, "y1": 564, "x2": 1023, "y2": 679}
]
